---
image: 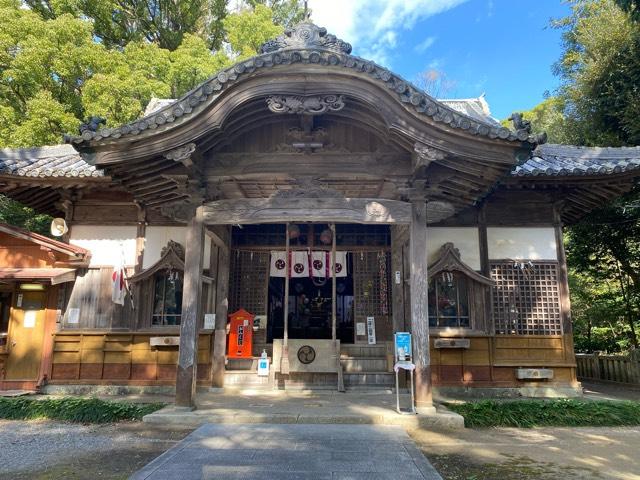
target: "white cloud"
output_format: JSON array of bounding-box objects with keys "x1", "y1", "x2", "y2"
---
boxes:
[
  {"x1": 414, "y1": 36, "x2": 436, "y2": 53},
  {"x1": 308, "y1": 0, "x2": 468, "y2": 67}
]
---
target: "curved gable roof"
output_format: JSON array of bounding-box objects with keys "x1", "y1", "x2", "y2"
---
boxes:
[{"x1": 65, "y1": 22, "x2": 543, "y2": 149}]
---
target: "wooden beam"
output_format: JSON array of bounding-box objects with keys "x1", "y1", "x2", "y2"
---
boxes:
[
  {"x1": 175, "y1": 206, "x2": 205, "y2": 408},
  {"x1": 202, "y1": 197, "x2": 412, "y2": 225},
  {"x1": 409, "y1": 198, "x2": 434, "y2": 412}
]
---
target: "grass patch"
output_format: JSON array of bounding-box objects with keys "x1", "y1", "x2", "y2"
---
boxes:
[
  {"x1": 0, "y1": 397, "x2": 165, "y2": 423},
  {"x1": 446, "y1": 399, "x2": 640, "y2": 428}
]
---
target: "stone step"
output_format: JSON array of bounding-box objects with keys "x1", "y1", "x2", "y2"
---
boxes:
[
  {"x1": 340, "y1": 345, "x2": 388, "y2": 358},
  {"x1": 343, "y1": 372, "x2": 395, "y2": 387},
  {"x1": 224, "y1": 371, "x2": 271, "y2": 387},
  {"x1": 340, "y1": 357, "x2": 389, "y2": 373}
]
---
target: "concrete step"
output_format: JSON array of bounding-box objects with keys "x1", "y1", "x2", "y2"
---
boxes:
[{"x1": 340, "y1": 357, "x2": 389, "y2": 372}]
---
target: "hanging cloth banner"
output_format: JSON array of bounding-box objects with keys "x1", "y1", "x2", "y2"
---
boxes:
[
  {"x1": 330, "y1": 251, "x2": 348, "y2": 277},
  {"x1": 290, "y1": 250, "x2": 309, "y2": 278},
  {"x1": 310, "y1": 251, "x2": 328, "y2": 278},
  {"x1": 270, "y1": 251, "x2": 347, "y2": 277},
  {"x1": 270, "y1": 251, "x2": 287, "y2": 277}
]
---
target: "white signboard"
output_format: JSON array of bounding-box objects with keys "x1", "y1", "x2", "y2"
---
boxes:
[
  {"x1": 24, "y1": 310, "x2": 37, "y2": 328},
  {"x1": 366, "y1": 316, "x2": 376, "y2": 345},
  {"x1": 204, "y1": 313, "x2": 216, "y2": 330},
  {"x1": 67, "y1": 308, "x2": 80, "y2": 324},
  {"x1": 356, "y1": 322, "x2": 366, "y2": 336}
]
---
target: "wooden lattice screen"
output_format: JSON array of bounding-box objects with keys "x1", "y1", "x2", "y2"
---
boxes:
[
  {"x1": 490, "y1": 261, "x2": 562, "y2": 335},
  {"x1": 353, "y1": 251, "x2": 391, "y2": 339},
  {"x1": 229, "y1": 250, "x2": 269, "y2": 315}
]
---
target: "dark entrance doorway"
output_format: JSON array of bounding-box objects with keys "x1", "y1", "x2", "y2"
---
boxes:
[{"x1": 267, "y1": 257, "x2": 354, "y2": 343}]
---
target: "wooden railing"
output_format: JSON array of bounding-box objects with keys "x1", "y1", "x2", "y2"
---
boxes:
[{"x1": 576, "y1": 353, "x2": 640, "y2": 385}]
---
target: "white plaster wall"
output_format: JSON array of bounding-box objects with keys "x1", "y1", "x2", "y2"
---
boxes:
[
  {"x1": 427, "y1": 227, "x2": 481, "y2": 270},
  {"x1": 70, "y1": 225, "x2": 137, "y2": 267},
  {"x1": 143, "y1": 226, "x2": 211, "y2": 269},
  {"x1": 487, "y1": 227, "x2": 557, "y2": 260}
]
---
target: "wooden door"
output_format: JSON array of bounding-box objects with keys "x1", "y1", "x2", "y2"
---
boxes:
[{"x1": 5, "y1": 291, "x2": 47, "y2": 381}]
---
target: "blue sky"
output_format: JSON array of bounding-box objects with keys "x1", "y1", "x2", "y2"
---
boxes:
[{"x1": 309, "y1": 0, "x2": 572, "y2": 120}]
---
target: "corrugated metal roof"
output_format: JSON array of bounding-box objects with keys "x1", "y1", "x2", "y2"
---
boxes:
[{"x1": 513, "y1": 144, "x2": 640, "y2": 177}]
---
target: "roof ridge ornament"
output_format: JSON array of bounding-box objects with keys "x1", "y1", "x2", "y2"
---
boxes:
[{"x1": 260, "y1": 21, "x2": 352, "y2": 54}]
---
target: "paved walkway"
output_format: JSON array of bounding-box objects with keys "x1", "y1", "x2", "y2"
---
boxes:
[
  {"x1": 130, "y1": 424, "x2": 443, "y2": 480},
  {"x1": 142, "y1": 391, "x2": 463, "y2": 429}
]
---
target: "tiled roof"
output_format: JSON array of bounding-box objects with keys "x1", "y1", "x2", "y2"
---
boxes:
[
  {"x1": 0, "y1": 145, "x2": 102, "y2": 178},
  {"x1": 514, "y1": 144, "x2": 640, "y2": 177},
  {"x1": 439, "y1": 95, "x2": 501, "y2": 126},
  {"x1": 64, "y1": 22, "x2": 545, "y2": 147}
]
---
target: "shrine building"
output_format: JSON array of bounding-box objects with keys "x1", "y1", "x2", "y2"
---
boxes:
[{"x1": 1, "y1": 22, "x2": 640, "y2": 410}]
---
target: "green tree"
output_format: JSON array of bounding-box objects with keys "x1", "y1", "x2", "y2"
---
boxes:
[
  {"x1": 566, "y1": 188, "x2": 640, "y2": 350},
  {"x1": 0, "y1": 195, "x2": 51, "y2": 236},
  {"x1": 553, "y1": 0, "x2": 640, "y2": 146},
  {"x1": 501, "y1": 97, "x2": 573, "y2": 144},
  {"x1": 24, "y1": 0, "x2": 230, "y2": 51},
  {"x1": 247, "y1": 0, "x2": 307, "y2": 27},
  {"x1": 0, "y1": 1, "x2": 289, "y2": 143},
  {"x1": 224, "y1": 4, "x2": 283, "y2": 59}
]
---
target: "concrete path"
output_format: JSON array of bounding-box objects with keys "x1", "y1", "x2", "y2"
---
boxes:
[{"x1": 130, "y1": 424, "x2": 443, "y2": 480}]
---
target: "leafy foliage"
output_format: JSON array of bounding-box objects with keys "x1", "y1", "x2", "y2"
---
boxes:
[
  {"x1": 552, "y1": 0, "x2": 640, "y2": 146},
  {"x1": 447, "y1": 399, "x2": 640, "y2": 428},
  {"x1": 566, "y1": 187, "x2": 640, "y2": 350},
  {"x1": 0, "y1": 195, "x2": 52, "y2": 235},
  {"x1": 0, "y1": 0, "x2": 301, "y2": 147},
  {"x1": 500, "y1": 97, "x2": 572, "y2": 144},
  {"x1": 0, "y1": 397, "x2": 165, "y2": 423}
]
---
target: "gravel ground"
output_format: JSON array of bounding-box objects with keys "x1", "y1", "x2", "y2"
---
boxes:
[{"x1": 0, "y1": 420, "x2": 192, "y2": 480}]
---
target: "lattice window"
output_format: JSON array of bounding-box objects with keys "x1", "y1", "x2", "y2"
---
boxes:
[
  {"x1": 229, "y1": 251, "x2": 269, "y2": 315},
  {"x1": 353, "y1": 251, "x2": 391, "y2": 318},
  {"x1": 491, "y1": 261, "x2": 562, "y2": 335}
]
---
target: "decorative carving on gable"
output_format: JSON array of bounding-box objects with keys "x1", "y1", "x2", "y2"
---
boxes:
[
  {"x1": 266, "y1": 95, "x2": 345, "y2": 115},
  {"x1": 272, "y1": 127, "x2": 350, "y2": 153},
  {"x1": 260, "y1": 22, "x2": 352, "y2": 54},
  {"x1": 271, "y1": 176, "x2": 344, "y2": 200},
  {"x1": 161, "y1": 240, "x2": 185, "y2": 261},
  {"x1": 428, "y1": 242, "x2": 494, "y2": 286},
  {"x1": 130, "y1": 240, "x2": 185, "y2": 283}
]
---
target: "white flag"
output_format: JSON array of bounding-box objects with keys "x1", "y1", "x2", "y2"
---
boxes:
[
  {"x1": 290, "y1": 251, "x2": 309, "y2": 278},
  {"x1": 310, "y1": 251, "x2": 328, "y2": 278},
  {"x1": 270, "y1": 251, "x2": 287, "y2": 277},
  {"x1": 111, "y1": 255, "x2": 126, "y2": 305},
  {"x1": 330, "y1": 252, "x2": 347, "y2": 277}
]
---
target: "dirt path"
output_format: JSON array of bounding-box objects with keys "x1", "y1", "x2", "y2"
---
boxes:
[
  {"x1": 411, "y1": 425, "x2": 640, "y2": 480},
  {"x1": 0, "y1": 420, "x2": 192, "y2": 480}
]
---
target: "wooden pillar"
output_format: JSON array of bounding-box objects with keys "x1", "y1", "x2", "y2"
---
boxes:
[
  {"x1": 331, "y1": 223, "x2": 337, "y2": 341},
  {"x1": 391, "y1": 225, "x2": 408, "y2": 333},
  {"x1": 554, "y1": 204, "x2": 573, "y2": 335},
  {"x1": 212, "y1": 232, "x2": 230, "y2": 388},
  {"x1": 175, "y1": 206, "x2": 205, "y2": 408},
  {"x1": 410, "y1": 198, "x2": 434, "y2": 412},
  {"x1": 281, "y1": 223, "x2": 290, "y2": 375},
  {"x1": 134, "y1": 205, "x2": 146, "y2": 274}
]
